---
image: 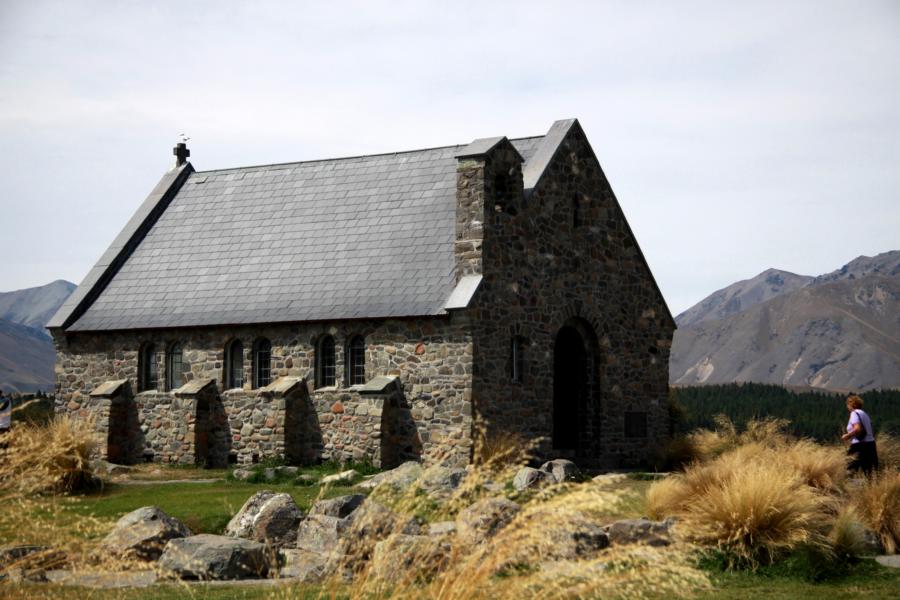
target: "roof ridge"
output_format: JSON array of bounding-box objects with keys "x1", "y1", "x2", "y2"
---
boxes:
[{"x1": 193, "y1": 135, "x2": 546, "y2": 175}]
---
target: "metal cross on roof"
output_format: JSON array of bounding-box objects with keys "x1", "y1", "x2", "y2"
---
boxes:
[{"x1": 173, "y1": 142, "x2": 191, "y2": 166}]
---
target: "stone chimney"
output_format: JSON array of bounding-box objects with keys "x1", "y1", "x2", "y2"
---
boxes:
[
  {"x1": 173, "y1": 142, "x2": 190, "y2": 168},
  {"x1": 454, "y1": 137, "x2": 524, "y2": 281}
]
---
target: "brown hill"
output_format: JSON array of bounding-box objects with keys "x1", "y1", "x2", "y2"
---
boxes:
[{"x1": 671, "y1": 251, "x2": 900, "y2": 391}]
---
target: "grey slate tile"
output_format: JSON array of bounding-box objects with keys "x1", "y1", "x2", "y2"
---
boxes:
[{"x1": 66, "y1": 136, "x2": 544, "y2": 331}]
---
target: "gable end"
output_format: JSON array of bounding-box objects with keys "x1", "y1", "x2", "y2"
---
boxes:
[{"x1": 47, "y1": 162, "x2": 195, "y2": 331}]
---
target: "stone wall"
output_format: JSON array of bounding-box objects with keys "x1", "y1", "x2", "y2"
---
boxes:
[
  {"x1": 462, "y1": 123, "x2": 675, "y2": 468},
  {"x1": 52, "y1": 317, "x2": 474, "y2": 467},
  {"x1": 135, "y1": 391, "x2": 197, "y2": 464}
]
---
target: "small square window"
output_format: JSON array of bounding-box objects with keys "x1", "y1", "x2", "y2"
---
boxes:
[
  {"x1": 625, "y1": 412, "x2": 648, "y2": 438},
  {"x1": 511, "y1": 336, "x2": 526, "y2": 383}
]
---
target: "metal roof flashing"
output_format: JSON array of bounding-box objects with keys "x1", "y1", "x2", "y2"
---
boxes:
[{"x1": 444, "y1": 275, "x2": 482, "y2": 310}]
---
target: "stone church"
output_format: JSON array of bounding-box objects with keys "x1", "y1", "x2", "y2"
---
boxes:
[{"x1": 48, "y1": 119, "x2": 675, "y2": 469}]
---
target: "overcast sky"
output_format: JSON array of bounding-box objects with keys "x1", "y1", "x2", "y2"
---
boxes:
[{"x1": 1, "y1": 1, "x2": 898, "y2": 315}]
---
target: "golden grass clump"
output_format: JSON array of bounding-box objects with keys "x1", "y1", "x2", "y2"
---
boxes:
[
  {"x1": 684, "y1": 415, "x2": 793, "y2": 464},
  {"x1": 852, "y1": 469, "x2": 900, "y2": 554},
  {"x1": 681, "y1": 460, "x2": 832, "y2": 565},
  {"x1": 472, "y1": 427, "x2": 531, "y2": 466},
  {"x1": 779, "y1": 439, "x2": 848, "y2": 493},
  {"x1": 647, "y1": 438, "x2": 839, "y2": 566},
  {"x1": 0, "y1": 415, "x2": 99, "y2": 495},
  {"x1": 828, "y1": 506, "x2": 868, "y2": 559},
  {"x1": 875, "y1": 433, "x2": 900, "y2": 471}
]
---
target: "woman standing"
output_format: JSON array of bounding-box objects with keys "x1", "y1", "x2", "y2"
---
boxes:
[{"x1": 841, "y1": 394, "x2": 878, "y2": 476}]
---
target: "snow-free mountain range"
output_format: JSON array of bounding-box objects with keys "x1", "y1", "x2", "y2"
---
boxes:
[
  {"x1": 671, "y1": 250, "x2": 900, "y2": 391},
  {"x1": 0, "y1": 251, "x2": 897, "y2": 393},
  {"x1": 0, "y1": 280, "x2": 75, "y2": 393}
]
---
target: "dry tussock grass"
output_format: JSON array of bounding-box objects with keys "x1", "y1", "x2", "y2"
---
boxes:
[
  {"x1": 828, "y1": 506, "x2": 868, "y2": 559},
  {"x1": 646, "y1": 422, "x2": 855, "y2": 567},
  {"x1": 680, "y1": 460, "x2": 832, "y2": 565},
  {"x1": 686, "y1": 415, "x2": 791, "y2": 463},
  {"x1": 875, "y1": 433, "x2": 900, "y2": 470},
  {"x1": 472, "y1": 427, "x2": 530, "y2": 466},
  {"x1": 1, "y1": 415, "x2": 99, "y2": 495},
  {"x1": 852, "y1": 469, "x2": 900, "y2": 554}
]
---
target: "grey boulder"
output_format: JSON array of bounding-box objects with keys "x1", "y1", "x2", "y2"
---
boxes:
[
  {"x1": 358, "y1": 461, "x2": 422, "y2": 491},
  {"x1": 309, "y1": 494, "x2": 366, "y2": 519},
  {"x1": 295, "y1": 515, "x2": 350, "y2": 555},
  {"x1": 604, "y1": 518, "x2": 672, "y2": 547},
  {"x1": 540, "y1": 459, "x2": 580, "y2": 483},
  {"x1": 456, "y1": 498, "x2": 520, "y2": 546},
  {"x1": 370, "y1": 534, "x2": 450, "y2": 583},
  {"x1": 278, "y1": 548, "x2": 331, "y2": 582},
  {"x1": 512, "y1": 466, "x2": 555, "y2": 491},
  {"x1": 158, "y1": 534, "x2": 269, "y2": 580},
  {"x1": 101, "y1": 506, "x2": 191, "y2": 561},
  {"x1": 225, "y1": 491, "x2": 303, "y2": 549},
  {"x1": 419, "y1": 465, "x2": 467, "y2": 498},
  {"x1": 321, "y1": 469, "x2": 358, "y2": 485}
]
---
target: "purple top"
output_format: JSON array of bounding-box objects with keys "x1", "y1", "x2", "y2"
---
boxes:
[{"x1": 848, "y1": 409, "x2": 875, "y2": 444}]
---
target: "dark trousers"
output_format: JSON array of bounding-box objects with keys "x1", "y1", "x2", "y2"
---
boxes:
[{"x1": 848, "y1": 441, "x2": 879, "y2": 476}]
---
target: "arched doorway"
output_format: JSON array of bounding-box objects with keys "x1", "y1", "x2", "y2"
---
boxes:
[{"x1": 553, "y1": 326, "x2": 588, "y2": 452}]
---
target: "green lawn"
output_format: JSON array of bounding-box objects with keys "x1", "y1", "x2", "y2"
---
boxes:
[
  {"x1": 67, "y1": 480, "x2": 364, "y2": 535},
  {"x1": 696, "y1": 561, "x2": 900, "y2": 599}
]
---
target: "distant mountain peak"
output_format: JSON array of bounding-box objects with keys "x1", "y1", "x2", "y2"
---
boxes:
[
  {"x1": 0, "y1": 279, "x2": 76, "y2": 334},
  {"x1": 813, "y1": 250, "x2": 900, "y2": 285},
  {"x1": 675, "y1": 268, "x2": 813, "y2": 328},
  {"x1": 671, "y1": 250, "x2": 900, "y2": 392},
  {"x1": 0, "y1": 279, "x2": 75, "y2": 393}
]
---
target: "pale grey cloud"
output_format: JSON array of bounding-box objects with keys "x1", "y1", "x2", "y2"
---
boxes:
[{"x1": 0, "y1": 0, "x2": 898, "y2": 314}]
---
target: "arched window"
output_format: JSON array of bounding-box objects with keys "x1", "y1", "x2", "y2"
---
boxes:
[
  {"x1": 252, "y1": 338, "x2": 272, "y2": 389},
  {"x1": 225, "y1": 339, "x2": 244, "y2": 389},
  {"x1": 346, "y1": 335, "x2": 366, "y2": 386},
  {"x1": 165, "y1": 342, "x2": 184, "y2": 391},
  {"x1": 316, "y1": 335, "x2": 336, "y2": 388},
  {"x1": 138, "y1": 343, "x2": 157, "y2": 392}
]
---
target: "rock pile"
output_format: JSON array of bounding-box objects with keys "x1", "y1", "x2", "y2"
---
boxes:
[{"x1": 5, "y1": 458, "x2": 697, "y2": 587}]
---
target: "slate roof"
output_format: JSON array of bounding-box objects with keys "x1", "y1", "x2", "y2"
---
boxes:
[{"x1": 57, "y1": 135, "x2": 546, "y2": 332}]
